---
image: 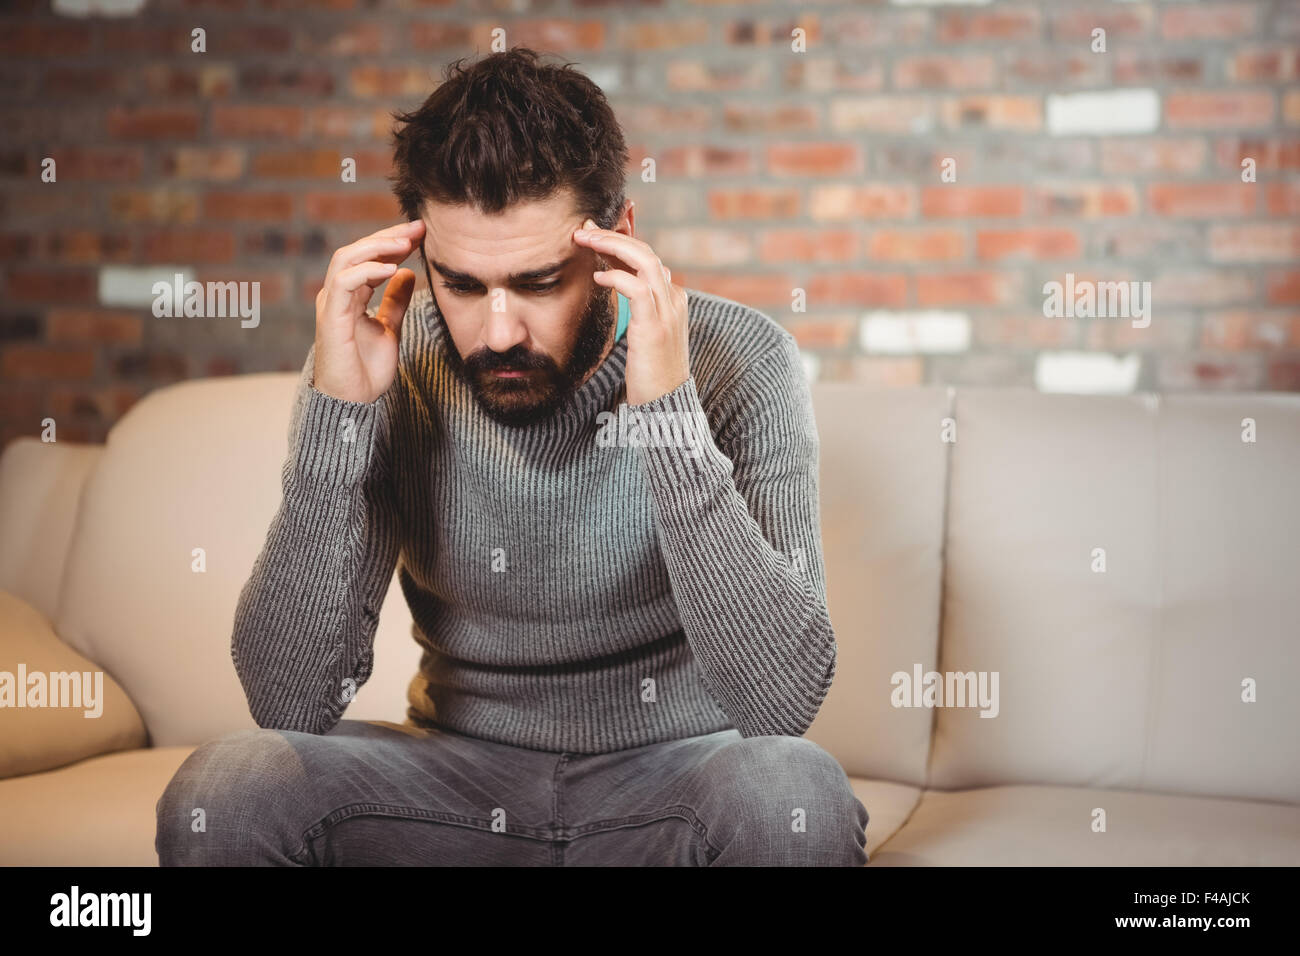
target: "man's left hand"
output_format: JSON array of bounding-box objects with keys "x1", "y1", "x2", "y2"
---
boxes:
[{"x1": 573, "y1": 218, "x2": 690, "y2": 406}]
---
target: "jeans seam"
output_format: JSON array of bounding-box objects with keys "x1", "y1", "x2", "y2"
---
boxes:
[
  {"x1": 299, "y1": 801, "x2": 556, "y2": 851},
  {"x1": 566, "y1": 805, "x2": 723, "y2": 861}
]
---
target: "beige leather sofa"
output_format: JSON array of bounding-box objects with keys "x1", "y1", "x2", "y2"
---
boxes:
[{"x1": 2, "y1": 373, "x2": 1298, "y2": 866}]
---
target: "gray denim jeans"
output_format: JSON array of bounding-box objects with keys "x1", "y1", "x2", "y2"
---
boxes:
[{"x1": 156, "y1": 718, "x2": 869, "y2": 866}]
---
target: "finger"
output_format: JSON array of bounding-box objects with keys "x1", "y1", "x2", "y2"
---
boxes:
[
  {"x1": 374, "y1": 268, "x2": 416, "y2": 336},
  {"x1": 323, "y1": 261, "x2": 398, "y2": 321},
  {"x1": 579, "y1": 229, "x2": 674, "y2": 319},
  {"x1": 328, "y1": 234, "x2": 418, "y2": 280}
]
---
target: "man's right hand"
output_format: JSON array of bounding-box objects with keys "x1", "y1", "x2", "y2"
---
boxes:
[{"x1": 312, "y1": 219, "x2": 426, "y2": 405}]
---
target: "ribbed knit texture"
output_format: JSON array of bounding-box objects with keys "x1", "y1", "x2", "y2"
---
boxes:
[{"x1": 231, "y1": 286, "x2": 837, "y2": 754}]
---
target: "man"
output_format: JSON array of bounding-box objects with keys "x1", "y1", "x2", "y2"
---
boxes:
[{"x1": 156, "y1": 48, "x2": 868, "y2": 866}]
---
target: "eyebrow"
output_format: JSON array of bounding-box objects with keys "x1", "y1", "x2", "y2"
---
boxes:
[{"x1": 425, "y1": 251, "x2": 578, "y2": 285}]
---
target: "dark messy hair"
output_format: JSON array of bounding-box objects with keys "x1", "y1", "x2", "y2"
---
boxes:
[{"x1": 389, "y1": 48, "x2": 629, "y2": 240}]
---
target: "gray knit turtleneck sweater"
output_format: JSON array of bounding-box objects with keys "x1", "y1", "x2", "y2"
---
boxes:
[{"x1": 231, "y1": 285, "x2": 836, "y2": 754}]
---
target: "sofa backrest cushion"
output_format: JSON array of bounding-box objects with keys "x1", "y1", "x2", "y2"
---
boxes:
[
  {"x1": 806, "y1": 384, "x2": 951, "y2": 786},
  {"x1": 53, "y1": 367, "x2": 421, "y2": 746},
  {"x1": 929, "y1": 388, "x2": 1300, "y2": 805}
]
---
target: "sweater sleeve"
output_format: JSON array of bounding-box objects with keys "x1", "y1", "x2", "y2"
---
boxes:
[
  {"x1": 630, "y1": 332, "x2": 836, "y2": 738},
  {"x1": 231, "y1": 343, "x2": 404, "y2": 735}
]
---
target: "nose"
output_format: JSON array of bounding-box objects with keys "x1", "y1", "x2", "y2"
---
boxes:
[{"x1": 480, "y1": 294, "x2": 529, "y2": 355}]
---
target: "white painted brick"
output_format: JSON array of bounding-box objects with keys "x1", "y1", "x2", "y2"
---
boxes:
[
  {"x1": 1034, "y1": 351, "x2": 1142, "y2": 394},
  {"x1": 54, "y1": 0, "x2": 147, "y2": 15},
  {"x1": 1047, "y1": 89, "x2": 1160, "y2": 136},
  {"x1": 859, "y1": 310, "x2": 971, "y2": 355},
  {"x1": 99, "y1": 266, "x2": 194, "y2": 307}
]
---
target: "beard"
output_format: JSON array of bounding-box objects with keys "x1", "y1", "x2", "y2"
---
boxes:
[{"x1": 423, "y1": 255, "x2": 617, "y2": 428}]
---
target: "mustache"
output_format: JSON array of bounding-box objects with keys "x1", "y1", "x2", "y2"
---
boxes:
[{"x1": 465, "y1": 344, "x2": 554, "y2": 373}]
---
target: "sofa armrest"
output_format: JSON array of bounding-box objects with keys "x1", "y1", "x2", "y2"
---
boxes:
[
  {"x1": 0, "y1": 436, "x2": 103, "y2": 623},
  {"x1": 0, "y1": 590, "x2": 147, "y2": 779}
]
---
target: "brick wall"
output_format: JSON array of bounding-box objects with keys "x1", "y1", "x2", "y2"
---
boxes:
[{"x1": 2, "y1": 0, "x2": 1298, "y2": 447}]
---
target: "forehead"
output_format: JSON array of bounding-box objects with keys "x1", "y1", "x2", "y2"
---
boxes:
[{"x1": 420, "y1": 189, "x2": 582, "y2": 278}]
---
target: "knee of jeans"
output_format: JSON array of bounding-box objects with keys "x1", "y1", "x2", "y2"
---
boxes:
[
  {"x1": 703, "y1": 735, "x2": 867, "y2": 841},
  {"x1": 155, "y1": 728, "x2": 301, "y2": 865}
]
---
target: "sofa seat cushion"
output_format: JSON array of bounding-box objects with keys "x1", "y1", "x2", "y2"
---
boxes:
[
  {"x1": 848, "y1": 777, "x2": 923, "y2": 862},
  {"x1": 0, "y1": 590, "x2": 148, "y2": 779},
  {"x1": 0, "y1": 745, "x2": 194, "y2": 866},
  {"x1": 869, "y1": 784, "x2": 1300, "y2": 865}
]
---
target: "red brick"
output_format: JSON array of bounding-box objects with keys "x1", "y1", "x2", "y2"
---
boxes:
[
  {"x1": 667, "y1": 60, "x2": 766, "y2": 93},
  {"x1": 766, "y1": 143, "x2": 863, "y2": 177},
  {"x1": 917, "y1": 271, "x2": 1020, "y2": 306},
  {"x1": 1201, "y1": 310, "x2": 1300, "y2": 350},
  {"x1": 1155, "y1": 271, "x2": 1255, "y2": 306},
  {"x1": 407, "y1": 22, "x2": 475, "y2": 51},
  {"x1": 1266, "y1": 183, "x2": 1300, "y2": 217},
  {"x1": 1209, "y1": 224, "x2": 1300, "y2": 262},
  {"x1": 349, "y1": 66, "x2": 436, "y2": 98},
  {"x1": 941, "y1": 96, "x2": 1041, "y2": 131},
  {"x1": 758, "y1": 230, "x2": 858, "y2": 264},
  {"x1": 43, "y1": 147, "x2": 145, "y2": 182},
  {"x1": 1166, "y1": 91, "x2": 1275, "y2": 129},
  {"x1": 241, "y1": 67, "x2": 334, "y2": 97},
  {"x1": 108, "y1": 189, "x2": 200, "y2": 224},
  {"x1": 0, "y1": 24, "x2": 93, "y2": 56},
  {"x1": 1148, "y1": 183, "x2": 1257, "y2": 217},
  {"x1": 649, "y1": 229, "x2": 754, "y2": 268},
  {"x1": 1100, "y1": 138, "x2": 1207, "y2": 175},
  {"x1": 298, "y1": 23, "x2": 389, "y2": 57},
  {"x1": 868, "y1": 229, "x2": 966, "y2": 262},
  {"x1": 1, "y1": 346, "x2": 95, "y2": 380},
  {"x1": 785, "y1": 318, "x2": 857, "y2": 350},
  {"x1": 1053, "y1": 7, "x2": 1153, "y2": 40},
  {"x1": 1229, "y1": 47, "x2": 1300, "y2": 83},
  {"x1": 202, "y1": 191, "x2": 294, "y2": 221},
  {"x1": 1031, "y1": 183, "x2": 1138, "y2": 218},
  {"x1": 45, "y1": 230, "x2": 133, "y2": 264},
  {"x1": 678, "y1": 274, "x2": 799, "y2": 310},
  {"x1": 252, "y1": 149, "x2": 346, "y2": 179},
  {"x1": 1214, "y1": 137, "x2": 1300, "y2": 172},
  {"x1": 161, "y1": 147, "x2": 246, "y2": 181},
  {"x1": 1286, "y1": 92, "x2": 1300, "y2": 126},
  {"x1": 303, "y1": 192, "x2": 401, "y2": 222},
  {"x1": 922, "y1": 186, "x2": 1024, "y2": 218},
  {"x1": 1157, "y1": 354, "x2": 1263, "y2": 390},
  {"x1": 1113, "y1": 53, "x2": 1205, "y2": 85},
  {"x1": 707, "y1": 189, "x2": 802, "y2": 220},
  {"x1": 893, "y1": 55, "x2": 997, "y2": 90},
  {"x1": 45, "y1": 67, "x2": 131, "y2": 98},
  {"x1": 212, "y1": 106, "x2": 304, "y2": 139},
  {"x1": 806, "y1": 273, "x2": 907, "y2": 307},
  {"x1": 660, "y1": 146, "x2": 754, "y2": 178},
  {"x1": 1266, "y1": 357, "x2": 1300, "y2": 391},
  {"x1": 1161, "y1": 3, "x2": 1259, "y2": 40},
  {"x1": 5, "y1": 270, "x2": 96, "y2": 304},
  {"x1": 195, "y1": 270, "x2": 291, "y2": 306},
  {"x1": 100, "y1": 25, "x2": 190, "y2": 54},
  {"x1": 107, "y1": 107, "x2": 202, "y2": 139},
  {"x1": 937, "y1": 9, "x2": 1041, "y2": 43},
  {"x1": 831, "y1": 12, "x2": 930, "y2": 48},
  {"x1": 306, "y1": 106, "x2": 395, "y2": 140},
  {"x1": 1266, "y1": 270, "x2": 1300, "y2": 304},
  {"x1": 140, "y1": 229, "x2": 237, "y2": 262},
  {"x1": 782, "y1": 59, "x2": 884, "y2": 94},
  {"x1": 1006, "y1": 52, "x2": 1106, "y2": 86},
  {"x1": 139, "y1": 65, "x2": 236, "y2": 98},
  {"x1": 828, "y1": 96, "x2": 935, "y2": 134},
  {"x1": 810, "y1": 185, "x2": 914, "y2": 220},
  {"x1": 722, "y1": 102, "x2": 818, "y2": 134},
  {"x1": 976, "y1": 229, "x2": 1082, "y2": 261},
  {"x1": 622, "y1": 19, "x2": 712, "y2": 50},
  {"x1": 47, "y1": 309, "x2": 144, "y2": 346}
]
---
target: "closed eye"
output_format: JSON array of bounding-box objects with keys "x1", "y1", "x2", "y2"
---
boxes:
[{"x1": 441, "y1": 282, "x2": 561, "y2": 296}]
